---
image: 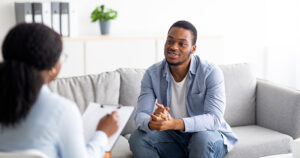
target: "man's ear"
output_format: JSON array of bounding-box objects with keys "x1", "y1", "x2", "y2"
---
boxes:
[{"x1": 191, "y1": 45, "x2": 197, "y2": 54}]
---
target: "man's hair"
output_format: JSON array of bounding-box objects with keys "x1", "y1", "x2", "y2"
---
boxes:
[{"x1": 168, "y1": 20, "x2": 197, "y2": 45}]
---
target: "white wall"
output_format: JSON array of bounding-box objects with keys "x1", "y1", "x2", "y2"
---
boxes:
[
  {"x1": 0, "y1": 0, "x2": 267, "y2": 63},
  {"x1": 265, "y1": 0, "x2": 300, "y2": 89},
  {"x1": 0, "y1": 1, "x2": 16, "y2": 61},
  {"x1": 0, "y1": 0, "x2": 299, "y2": 89}
]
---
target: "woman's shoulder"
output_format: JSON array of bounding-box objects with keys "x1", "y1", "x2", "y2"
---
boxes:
[{"x1": 34, "y1": 85, "x2": 81, "y2": 120}]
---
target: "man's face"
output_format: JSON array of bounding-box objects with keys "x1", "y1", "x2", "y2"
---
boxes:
[{"x1": 164, "y1": 27, "x2": 196, "y2": 66}]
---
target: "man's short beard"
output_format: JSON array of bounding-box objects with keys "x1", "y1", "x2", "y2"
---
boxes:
[{"x1": 166, "y1": 51, "x2": 192, "y2": 66}]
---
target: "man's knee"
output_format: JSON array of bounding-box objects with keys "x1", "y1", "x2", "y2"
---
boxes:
[
  {"x1": 129, "y1": 129, "x2": 161, "y2": 150},
  {"x1": 129, "y1": 129, "x2": 148, "y2": 149},
  {"x1": 129, "y1": 129, "x2": 161, "y2": 158},
  {"x1": 189, "y1": 130, "x2": 223, "y2": 151},
  {"x1": 188, "y1": 130, "x2": 226, "y2": 158}
]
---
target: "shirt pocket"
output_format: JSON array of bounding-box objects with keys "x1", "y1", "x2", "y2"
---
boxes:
[
  {"x1": 190, "y1": 91, "x2": 205, "y2": 106},
  {"x1": 189, "y1": 92, "x2": 205, "y2": 114}
]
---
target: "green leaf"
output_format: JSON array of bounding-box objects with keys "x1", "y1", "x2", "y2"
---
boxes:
[{"x1": 90, "y1": 4, "x2": 118, "y2": 23}]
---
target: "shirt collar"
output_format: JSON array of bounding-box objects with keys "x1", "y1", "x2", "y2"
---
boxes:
[
  {"x1": 40, "y1": 84, "x2": 52, "y2": 96},
  {"x1": 162, "y1": 54, "x2": 197, "y2": 78},
  {"x1": 162, "y1": 59, "x2": 168, "y2": 77},
  {"x1": 189, "y1": 54, "x2": 197, "y2": 75}
]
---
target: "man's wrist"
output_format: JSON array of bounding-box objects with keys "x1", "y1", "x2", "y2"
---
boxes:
[
  {"x1": 148, "y1": 122, "x2": 152, "y2": 130},
  {"x1": 172, "y1": 118, "x2": 185, "y2": 131},
  {"x1": 146, "y1": 118, "x2": 153, "y2": 131}
]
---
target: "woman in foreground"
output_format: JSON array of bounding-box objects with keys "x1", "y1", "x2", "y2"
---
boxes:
[{"x1": 0, "y1": 23, "x2": 119, "y2": 158}]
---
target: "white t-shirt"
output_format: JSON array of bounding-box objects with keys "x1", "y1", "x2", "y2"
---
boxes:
[{"x1": 170, "y1": 74, "x2": 189, "y2": 118}]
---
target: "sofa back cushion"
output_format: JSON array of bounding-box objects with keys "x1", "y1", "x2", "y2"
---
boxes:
[
  {"x1": 47, "y1": 71, "x2": 120, "y2": 114},
  {"x1": 117, "y1": 68, "x2": 146, "y2": 135},
  {"x1": 219, "y1": 63, "x2": 257, "y2": 126}
]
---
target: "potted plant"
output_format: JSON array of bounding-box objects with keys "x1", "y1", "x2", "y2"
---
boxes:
[{"x1": 91, "y1": 4, "x2": 118, "y2": 35}]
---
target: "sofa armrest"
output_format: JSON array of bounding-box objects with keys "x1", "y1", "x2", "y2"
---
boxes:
[{"x1": 256, "y1": 79, "x2": 300, "y2": 139}]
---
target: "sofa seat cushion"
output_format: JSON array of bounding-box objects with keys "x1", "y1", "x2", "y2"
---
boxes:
[
  {"x1": 111, "y1": 136, "x2": 132, "y2": 158},
  {"x1": 47, "y1": 72, "x2": 120, "y2": 113},
  {"x1": 112, "y1": 126, "x2": 292, "y2": 158},
  {"x1": 226, "y1": 125, "x2": 292, "y2": 158}
]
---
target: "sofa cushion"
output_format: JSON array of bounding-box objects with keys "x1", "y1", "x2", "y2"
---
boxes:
[
  {"x1": 112, "y1": 125, "x2": 293, "y2": 158},
  {"x1": 117, "y1": 68, "x2": 146, "y2": 135},
  {"x1": 47, "y1": 72, "x2": 120, "y2": 113},
  {"x1": 111, "y1": 136, "x2": 132, "y2": 158},
  {"x1": 226, "y1": 125, "x2": 292, "y2": 158},
  {"x1": 219, "y1": 63, "x2": 256, "y2": 126}
]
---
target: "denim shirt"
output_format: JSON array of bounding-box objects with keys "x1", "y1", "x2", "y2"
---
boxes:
[
  {"x1": 135, "y1": 55, "x2": 238, "y2": 151},
  {"x1": 0, "y1": 85, "x2": 107, "y2": 158}
]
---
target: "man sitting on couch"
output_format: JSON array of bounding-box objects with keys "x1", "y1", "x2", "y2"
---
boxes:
[{"x1": 129, "y1": 20, "x2": 238, "y2": 158}]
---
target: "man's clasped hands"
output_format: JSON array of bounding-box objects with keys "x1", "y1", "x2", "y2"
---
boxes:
[{"x1": 149, "y1": 103, "x2": 185, "y2": 131}]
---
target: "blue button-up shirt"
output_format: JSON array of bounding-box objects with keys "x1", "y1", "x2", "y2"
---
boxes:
[{"x1": 135, "y1": 55, "x2": 238, "y2": 151}]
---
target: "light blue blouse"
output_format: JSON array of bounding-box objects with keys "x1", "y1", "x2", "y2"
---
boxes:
[{"x1": 0, "y1": 85, "x2": 107, "y2": 158}]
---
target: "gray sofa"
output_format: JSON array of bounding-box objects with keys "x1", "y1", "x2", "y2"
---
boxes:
[{"x1": 47, "y1": 63, "x2": 300, "y2": 158}]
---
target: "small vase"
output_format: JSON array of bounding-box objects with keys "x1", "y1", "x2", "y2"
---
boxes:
[{"x1": 99, "y1": 20, "x2": 111, "y2": 35}]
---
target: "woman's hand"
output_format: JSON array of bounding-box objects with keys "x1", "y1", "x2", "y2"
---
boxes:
[{"x1": 96, "y1": 111, "x2": 119, "y2": 137}]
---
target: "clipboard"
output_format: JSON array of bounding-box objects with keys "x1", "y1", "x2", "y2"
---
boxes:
[{"x1": 82, "y1": 102, "x2": 134, "y2": 152}]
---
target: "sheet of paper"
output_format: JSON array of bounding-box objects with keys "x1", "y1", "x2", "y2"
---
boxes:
[{"x1": 82, "y1": 102, "x2": 134, "y2": 151}]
